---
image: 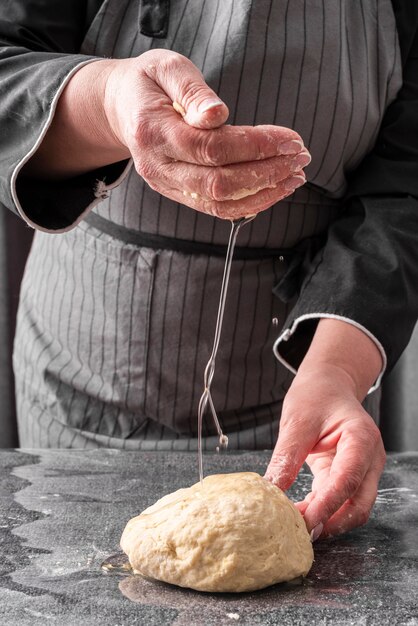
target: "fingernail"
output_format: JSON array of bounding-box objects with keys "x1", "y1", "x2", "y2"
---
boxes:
[
  {"x1": 278, "y1": 139, "x2": 304, "y2": 155},
  {"x1": 290, "y1": 152, "x2": 312, "y2": 172},
  {"x1": 284, "y1": 174, "x2": 306, "y2": 192},
  {"x1": 310, "y1": 523, "x2": 324, "y2": 543},
  {"x1": 199, "y1": 99, "x2": 225, "y2": 113}
]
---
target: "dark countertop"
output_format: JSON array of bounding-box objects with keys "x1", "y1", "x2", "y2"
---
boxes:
[{"x1": 0, "y1": 449, "x2": 417, "y2": 625}]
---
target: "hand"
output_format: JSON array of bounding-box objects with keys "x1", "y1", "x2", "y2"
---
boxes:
[
  {"x1": 103, "y1": 49, "x2": 310, "y2": 219},
  {"x1": 265, "y1": 319, "x2": 386, "y2": 540}
]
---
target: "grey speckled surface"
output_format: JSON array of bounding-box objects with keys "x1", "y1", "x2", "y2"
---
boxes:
[{"x1": 0, "y1": 449, "x2": 417, "y2": 625}]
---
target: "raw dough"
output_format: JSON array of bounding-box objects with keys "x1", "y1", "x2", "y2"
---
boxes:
[{"x1": 120, "y1": 472, "x2": 313, "y2": 593}]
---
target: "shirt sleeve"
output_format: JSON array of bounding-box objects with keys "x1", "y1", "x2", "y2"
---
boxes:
[
  {"x1": 274, "y1": 5, "x2": 418, "y2": 387},
  {"x1": 0, "y1": 0, "x2": 131, "y2": 232}
]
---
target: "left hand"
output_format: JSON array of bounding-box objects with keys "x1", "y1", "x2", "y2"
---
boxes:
[
  {"x1": 103, "y1": 50, "x2": 310, "y2": 220},
  {"x1": 265, "y1": 319, "x2": 386, "y2": 541}
]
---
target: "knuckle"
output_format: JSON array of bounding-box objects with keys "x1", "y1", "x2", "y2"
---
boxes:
[
  {"x1": 351, "y1": 421, "x2": 381, "y2": 454},
  {"x1": 368, "y1": 421, "x2": 382, "y2": 445},
  {"x1": 182, "y1": 80, "x2": 211, "y2": 109},
  {"x1": 356, "y1": 505, "x2": 371, "y2": 527},
  {"x1": 334, "y1": 470, "x2": 363, "y2": 499},
  {"x1": 210, "y1": 201, "x2": 225, "y2": 218},
  {"x1": 159, "y1": 50, "x2": 187, "y2": 75},
  {"x1": 198, "y1": 132, "x2": 226, "y2": 166},
  {"x1": 205, "y1": 168, "x2": 229, "y2": 200},
  {"x1": 198, "y1": 197, "x2": 221, "y2": 218}
]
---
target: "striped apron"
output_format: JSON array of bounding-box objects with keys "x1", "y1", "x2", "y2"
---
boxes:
[{"x1": 13, "y1": 0, "x2": 401, "y2": 449}]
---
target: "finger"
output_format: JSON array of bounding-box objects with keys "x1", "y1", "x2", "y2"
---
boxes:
[
  {"x1": 161, "y1": 122, "x2": 306, "y2": 166},
  {"x1": 142, "y1": 50, "x2": 229, "y2": 129},
  {"x1": 264, "y1": 408, "x2": 319, "y2": 492},
  {"x1": 157, "y1": 151, "x2": 311, "y2": 202},
  {"x1": 321, "y1": 460, "x2": 385, "y2": 538},
  {"x1": 294, "y1": 492, "x2": 315, "y2": 516},
  {"x1": 147, "y1": 171, "x2": 306, "y2": 219},
  {"x1": 302, "y1": 427, "x2": 381, "y2": 532}
]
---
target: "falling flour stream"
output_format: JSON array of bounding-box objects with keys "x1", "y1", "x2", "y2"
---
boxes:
[{"x1": 197, "y1": 216, "x2": 256, "y2": 484}]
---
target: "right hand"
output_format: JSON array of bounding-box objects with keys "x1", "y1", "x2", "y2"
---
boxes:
[
  {"x1": 265, "y1": 319, "x2": 385, "y2": 541},
  {"x1": 102, "y1": 49, "x2": 310, "y2": 220}
]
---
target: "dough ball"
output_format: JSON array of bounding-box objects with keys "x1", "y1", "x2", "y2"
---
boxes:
[{"x1": 120, "y1": 472, "x2": 313, "y2": 593}]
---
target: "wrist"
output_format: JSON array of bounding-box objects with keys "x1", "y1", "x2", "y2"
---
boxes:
[
  {"x1": 102, "y1": 58, "x2": 133, "y2": 156},
  {"x1": 73, "y1": 59, "x2": 130, "y2": 158},
  {"x1": 298, "y1": 318, "x2": 383, "y2": 401},
  {"x1": 22, "y1": 59, "x2": 131, "y2": 180}
]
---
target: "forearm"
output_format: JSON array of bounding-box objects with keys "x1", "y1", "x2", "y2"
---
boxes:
[
  {"x1": 298, "y1": 318, "x2": 383, "y2": 401},
  {"x1": 23, "y1": 59, "x2": 130, "y2": 180}
]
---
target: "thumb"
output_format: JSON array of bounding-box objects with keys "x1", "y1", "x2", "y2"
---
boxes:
[
  {"x1": 264, "y1": 417, "x2": 317, "y2": 491},
  {"x1": 146, "y1": 50, "x2": 229, "y2": 129},
  {"x1": 174, "y1": 96, "x2": 228, "y2": 130}
]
